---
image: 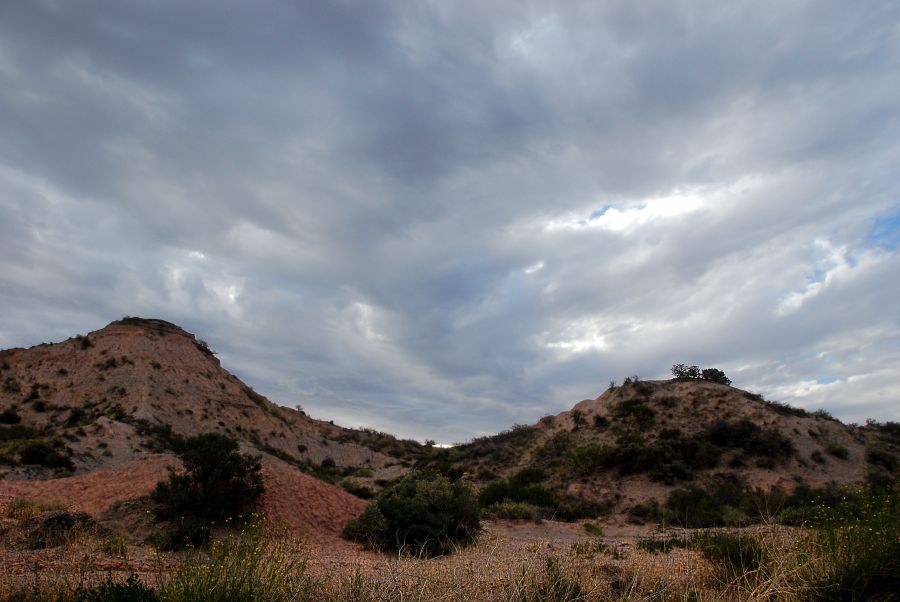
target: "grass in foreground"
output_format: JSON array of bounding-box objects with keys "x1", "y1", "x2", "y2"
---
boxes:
[{"x1": 1, "y1": 485, "x2": 897, "y2": 601}]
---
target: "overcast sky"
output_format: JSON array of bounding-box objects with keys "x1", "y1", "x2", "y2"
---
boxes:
[{"x1": 1, "y1": 1, "x2": 898, "y2": 443}]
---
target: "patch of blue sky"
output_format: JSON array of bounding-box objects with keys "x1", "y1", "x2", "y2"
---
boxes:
[
  {"x1": 815, "y1": 375, "x2": 846, "y2": 385},
  {"x1": 589, "y1": 204, "x2": 614, "y2": 220},
  {"x1": 866, "y1": 207, "x2": 900, "y2": 250}
]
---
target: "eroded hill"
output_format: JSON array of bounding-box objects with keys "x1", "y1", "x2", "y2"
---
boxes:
[
  {"x1": 429, "y1": 377, "x2": 899, "y2": 523},
  {"x1": 0, "y1": 318, "x2": 414, "y2": 497}
]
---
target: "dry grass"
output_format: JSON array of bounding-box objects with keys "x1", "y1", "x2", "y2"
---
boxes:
[{"x1": 1, "y1": 504, "x2": 897, "y2": 601}]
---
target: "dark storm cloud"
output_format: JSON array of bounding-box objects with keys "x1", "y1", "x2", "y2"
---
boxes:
[{"x1": 1, "y1": 1, "x2": 899, "y2": 442}]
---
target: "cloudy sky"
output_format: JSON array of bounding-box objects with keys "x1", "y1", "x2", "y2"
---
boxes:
[{"x1": 1, "y1": 1, "x2": 898, "y2": 443}]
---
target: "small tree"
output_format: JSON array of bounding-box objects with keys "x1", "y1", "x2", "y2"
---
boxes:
[
  {"x1": 151, "y1": 433, "x2": 264, "y2": 548},
  {"x1": 672, "y1": 364, "x2": 701, "y2": 379},
  {"x1": 701, "y1": 368, "x2": 732, "y2": 386}
]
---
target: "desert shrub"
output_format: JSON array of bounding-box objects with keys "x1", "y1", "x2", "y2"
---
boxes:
[
  {"x1": 478, "y1": 469, "x2": 556, "y2": 508},
  {"x1": 701, "y1": 368, "x2": 732, "y2": 386},
  {"x1": 531, "y1": 430, "x2": 573, "y2": 464},
  {"x1": 637, "y1": 535, "x2": 688, "y2": 554},
  {"x1": 691, "y1": 531, "x2": 766, "y2": 583},
  {"x1": 0, "y1": 407, "x2": 21, "y2": 424},
  {"x1": 0, "y1": 425, "x2": 38, "y2": 442},
  {"x1": 825, "y1": 442, "x2": 849, "y2": 460},
  {"x1": 2, "y1": 377, "x2": 21, "y2": 394},
  {"x1": 764, "y1": 399, "x2": 809, "y2": 417},
  {"x1": 70, "y1": 575, "x2": 159, "y2": 602},
  {"x1": 17, "y1": 440, "x2": 74, "y2": 470},
  {"x1": 665, "y1": 479, "x2": 751, "y2": 528},
  {"x1": 339, "y1": 478, "x2": 374, "y2": 499},
  {"x1": 806, "y1": 487, "x2": 899, "y2": 601},
  {"x1": 628, "y1": 498, "x2": 669, "y2": 524},
  {"x1": 866, "y1": 443, "x2": 898, "y2": 472},
  {"x1": 483, "y1": 500, "x2": 543, "y2": 521},
  {"x1": 582, "y1": 432, "x2": 720, "y2": 483},
  {"x1": 612, "y1": 398, "x2": 656, "y2": 428},
  {"x1": 342, "y1": 471, "x2": 480, "y2": 557},
  {"x1": 151, "y1": 433, "x2": 264, "y2": 549},
  {"x1": 703, "y1": 419, "x2": 794, "y2": 461},
  {"x1": 553, "y1": 495, "x2": 610, "y2": 521},
  {"x1": 671, "y1": 364, "x2": 701, "y2": 379},
  {"x1": 567, "y1": 443, "x2": 615, "y2": 475},
  {"x1": 582, "y1": 521, "x2": 603, "y2": 537}
]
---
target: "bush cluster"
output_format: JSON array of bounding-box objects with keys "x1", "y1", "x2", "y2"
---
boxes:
[
  {"x1": 342, "y1": 471, "x2": 480, "y2": 557},
  {"x1": 477, "y1": 469, "x2": 609, "y2": 521},
  {"x1": 671, "y1": 364, "x2": 731, "y2": 385},
  {"x1": 567, "y1": 420, "x2": 793, "y2": 484}
]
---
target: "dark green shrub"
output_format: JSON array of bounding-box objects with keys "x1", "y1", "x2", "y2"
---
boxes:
[
  {"x1": 671, "y1": 364, "x2": 701, "y2": 379},
  {"x1": 703, "y1": 420, "x2": 794, "y2": 461},
  {"x1": 691, "y1": 531, "x2": 766, "y2": 583},
  {"x1": 866, "y1": 443, "x2": 897, "y2": 472},
  {"x1": 0, "y1": 407, "x2": 21, "y2": 424},
  {"x1": 665, "y1": 479, "x2": 748, "y2": 528},
  {"x1": 151, "y1": 433, "x2": 264, "y2": 549},
  {"x1": 764, "y1": 399, "x2": 809, "y2": 417},
  {"x1": 0, "y1": 425, "x2": 39, "y2": 442},
  {"x1": 482, "y1": 501, "x2": 543, "y2": 521},
  {"x1": 701, "y1": 368, "x2": 731, "y2": 386},
  {"x1": 553, "y1": 495, "x2": 610, "y2": 521},
  {"x1": 18, "y1": 440, "x2": 74, "y2": 470},
  {"x1": 70, "y1": 574, "x2": 159, "y2": 602},
  {"x1": 342, "y1": 471, "x2": 480, "y2": 557},
  {"x1": 825, "y1": 443, "x2": 849, "y2": 460},
  {"x1": 612, "y1": 398, "x2": 656, "y2": 428},
  {"x1": 637, "y1": 536, "x2": 688, "y2": 554}
]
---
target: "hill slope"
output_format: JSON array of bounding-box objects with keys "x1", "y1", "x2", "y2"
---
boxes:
[
  {"x1": 432, "y1": 377, "x2": 898, "y2": 521},
  {"x1": 0, "y1": 318, "x2": 419, "y2": 535}
]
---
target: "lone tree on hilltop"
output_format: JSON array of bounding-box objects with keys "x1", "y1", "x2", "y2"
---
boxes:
[
  {"x1": 672, "y1": 364, "x2": 731, "y2": 386},
  {"x1": 672, "y1": 364, "x2": 701, "y2": 379},
  {"x1": 701, "y1": 368, "x2": 732, "y2": 386}
]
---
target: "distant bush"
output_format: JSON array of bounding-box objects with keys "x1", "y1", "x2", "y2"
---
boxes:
[
  {"x1": 0, "y1": 407, "x2": 21, "y2": 424},
  {"x1": 701, "y1": 368, "x2": 731, "y2": 386},
  {"x1": 764, "y1": 399, "x2": 809, "y2": 418},
  {"x1": 692, "y1": 531, "x2": 766, "y2": 583},
  {"x1": 483, "y1": 500, "x2": 543, "y2": 522},
  {"x1": 703, "y1": 419, "x2": 794, "y2": 462},
  {"x1": 825, "y1": 442, "x2": 849, "y2": 460},
  {"x1": 671, "y1": 364, "x2": 701, "y2": 379},
  {"x1": 478, "y1": 475, "x2": 557, "y2": 509},
  {"x1": 611, "y1": 398, "x2": 656, "y2": 429},
  {"x1": 17, "y1": 440, "x2": 74, "y2": 470},
  {"x1": 637, "y1": 535, "x2": 688, "y2": 554},
  {"x1": 342, "y1": 471, "x2": 480, "y2": 557},
  {"x1": 70, "y1": 575, "x2": 159, "y2": 602},
  {"x1": 151, "y1": 433, "x2": 264, "y2": 549}
]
